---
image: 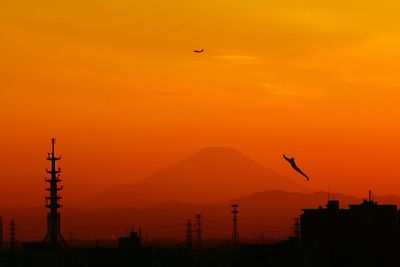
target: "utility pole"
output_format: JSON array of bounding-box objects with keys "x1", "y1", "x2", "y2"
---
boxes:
[
  {"x1": 43, "y1": 138, "x2": 66, "y2": 247},
  {"x1": 186, "y1": 219, "x2": 192, "y2": 248},
  {"x1": 194, "y1": 214, "x2": 202, "y2": 246},
  {"x1": 10, "y1": 220, "x2": 16, "y2": 253},
  {"x1": 293, "y1": 218, "x2": 300, "y2": 239},
  {"x1": 0, "y1": 216, "x2": 3, "y2": 253},
  {"x1": 231, "y1": 204, "x2": 239, "y2": 244}
]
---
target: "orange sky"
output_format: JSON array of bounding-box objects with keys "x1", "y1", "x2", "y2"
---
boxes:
[{"x1": 1, "y1": 0, "x2": 400, "y2": 206}]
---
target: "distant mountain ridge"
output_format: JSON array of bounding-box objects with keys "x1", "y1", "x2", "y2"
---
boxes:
[
  {"x1": 4, "y1": 190, "x2": 400, "y2": 241},
  {"x1": 7, "y1": 147, "x2": 398, "y2": 241},
  {"x1": 84, "y1": 147, "x2": 308, "y2": 208}
]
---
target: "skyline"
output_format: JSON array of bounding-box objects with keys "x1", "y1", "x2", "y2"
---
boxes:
[{"x1": 1, "y1": 0, "x2": 400, "y2": 206}]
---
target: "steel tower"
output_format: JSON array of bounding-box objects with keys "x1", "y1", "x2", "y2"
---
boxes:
[
  {"x1": 231, "y1": 204, "x2": 239, "y2": 244},
  {"x1": 43, "y1": 138, "x2": 66, "y2": 247}
]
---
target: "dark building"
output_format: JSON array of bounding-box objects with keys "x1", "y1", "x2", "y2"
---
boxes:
[
  {"x1": 300, "y1": 195, "x2": 400, "y2": 267},
  {"x1": 118, "y1": 230, "x2": 141, "y2": 251},
  {"x1": 301, "y1": 198, "x2": 399, "y2": 240}
]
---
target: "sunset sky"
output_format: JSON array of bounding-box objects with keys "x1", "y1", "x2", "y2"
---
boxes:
[{"x1": 1, "y1": 0, "x2": 400, "y2": 206}]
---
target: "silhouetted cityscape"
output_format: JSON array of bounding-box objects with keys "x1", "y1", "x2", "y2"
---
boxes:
[{"x1": 1, "y1": 140, "x2": 400, "y2": 267}]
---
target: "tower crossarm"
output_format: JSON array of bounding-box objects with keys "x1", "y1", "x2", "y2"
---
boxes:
[
  {"x1": 45, "y1": 196, "x2": 62, "y2": 200},
  {"x1": 45, "y1": 204, "x2": 62, "y2": 208},
  {"x1": 45, "y1": 186, "x2": 63, "y2": 191},
  {"x1": 47, "y1": 157, "x2": 61, "y2": 161},
  {"x1": 46, "y1": 169, "x2": 61, "y2": 174}
]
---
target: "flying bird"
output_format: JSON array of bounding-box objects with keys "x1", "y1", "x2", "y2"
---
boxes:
[
  {"x1": 283, "y1": 154, "x2": 309, "y2": 181},
  {"x1": 193, "y1": 49, "x2": 204, "y2": 53}
]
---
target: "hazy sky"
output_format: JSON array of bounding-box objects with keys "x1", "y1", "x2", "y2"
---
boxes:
[{"x1": 1, "y1": 0, "x2": 400, "y2": 206}]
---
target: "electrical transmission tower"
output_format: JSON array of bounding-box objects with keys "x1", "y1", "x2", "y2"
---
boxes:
[
  {"x1": 186, "y1": 219, "x2": 192, "y2": 248},
  {"x1": 43, "y1": 138, "x2": 66, "y2": 247},
  {"x1": 194, "y1": 214, "x2": 202, "y2": 246},
  {"x1": 231, "y1": 204, "x2": 239, "y2": 244},
  {"x1": 10, "y1": 220, "x2": 16, "y2": 253}
]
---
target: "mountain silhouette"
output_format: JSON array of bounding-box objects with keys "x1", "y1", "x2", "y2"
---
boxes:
[
  {"x1": 7, "y1": 190, "x2": 399, "y2": 241},
  {"x1": 85, "y1": 147, "x2": 308, "y2": 208}
]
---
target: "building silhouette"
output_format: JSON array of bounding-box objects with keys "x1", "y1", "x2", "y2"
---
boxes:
[
  {"x1": 300, "y1": 193, "x2": 400, "y2": 266},
  {"x1": 301, "y1": 197, "x2": 399, "y2": 240},
  {"x1": 118, "y1": 229, "x2": 141, "y2": 251}
]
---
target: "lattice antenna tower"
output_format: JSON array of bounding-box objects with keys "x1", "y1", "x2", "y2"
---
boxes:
[{"x1": 43, "y1": 138, "x2": 66, "y2": 247}]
